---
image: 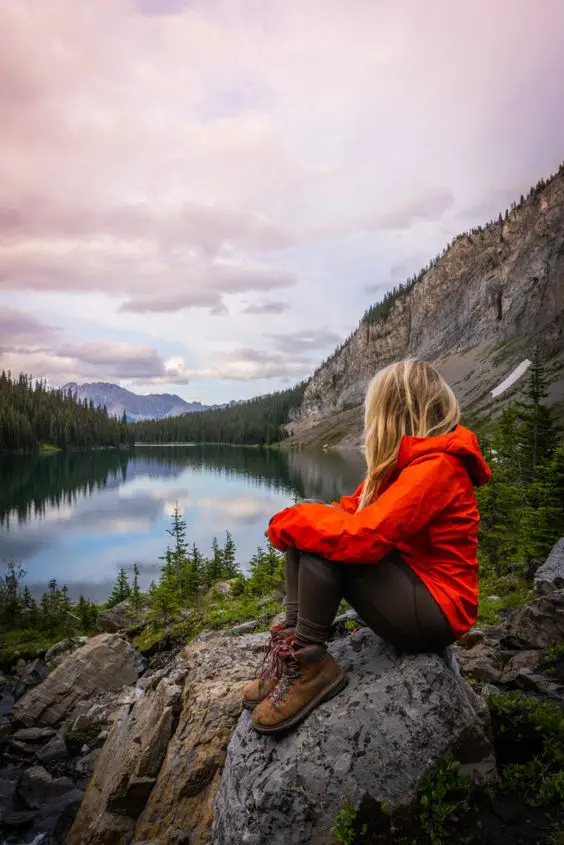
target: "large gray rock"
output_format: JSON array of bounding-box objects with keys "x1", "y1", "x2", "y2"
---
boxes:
[
  {"x1": 12, "y1": 634, "x2": 143, "y2": 729},
  {"x1": 45, "y1": 636, "x2": 88, "y2": 669},
  {"x1": 13, "y1": 659, "x2": 49, "y2": 701},
  {"x1": 534, "y1": 538, "x2": 564, "y2": 596},
  {"x1": 502, "y1": 589, "x2": 564, "y2": 649},
  {"x1": 97, "y1": 600, "x2": 148, "y2": 634},
  {"x1": 211, "y1": 629, "x2": 495, "y2": 845}
]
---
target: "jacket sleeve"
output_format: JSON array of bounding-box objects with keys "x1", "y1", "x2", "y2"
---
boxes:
[
  {"x1": 267, "y1": 454, "x2": 463, "y2": 561},
  {"x1": 330, "y1": 482, "x2": 364, "y2": 514}
]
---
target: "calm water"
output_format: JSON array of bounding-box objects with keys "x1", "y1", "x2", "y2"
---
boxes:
[{"x1": 0, "y1": 445, "x2": 365, "y2": 602}]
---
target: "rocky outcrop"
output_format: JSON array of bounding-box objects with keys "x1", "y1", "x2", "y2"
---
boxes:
[
  {"x1": 12, "y1": 634, "x2": 142, "y2": 729},
  {"x1": 454, "y1": 580, "x2": 564, "y2": 700},
  {"x1": 534, "y1": 537, "x2": 564, "y2": 596},
  {"x1": 66, "y1": 633, "x2": 269, "y2": 845},
  {"x1": 67, "y1": 628, "x2": 494, "y2": 845},
  {"x1": 289, "y1": 168, "x2": 564, "y2": 446},
  {"x1": 13, "y1": 658, "x2": 49, "y2": 702},
  {"x1": 502, "y1": 589, "x2": 564, "y2": 650},
  {"x1": 97, "y1": 600, "x2": 149, "y2": 634},
  {"x1": 211, "y1": 630, "x2": 494, "y2": 845},
  {"x1": 45, "y1": 637, "x2": 88, "y2": 670}
]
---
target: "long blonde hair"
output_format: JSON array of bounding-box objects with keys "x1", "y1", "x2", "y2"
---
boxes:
[{"x1": 357, "y1": 359, "x2": 461, "y2": 510}]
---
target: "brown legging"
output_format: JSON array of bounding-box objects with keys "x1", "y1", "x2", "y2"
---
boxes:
[{"x1": 285, "y1": 548, "x2": 454, "y2": 653}]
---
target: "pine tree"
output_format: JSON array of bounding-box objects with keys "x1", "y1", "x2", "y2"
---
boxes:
[
  {"x1": 205, "y1": 537, "x2": 224, "y2": 584},
  {"x1": 517, "y1": 352, "x2": 559, "y2": 482},
  {"x1": 108, "y1": 568, "x2": 131, "y2": 608},
  {"x1": 221, "y1": 532, "x2": 239, "y2": 579},
  {"x1": 0, "y1": 561, "x2": 25, "y2": 626},
  {"x1": 522, "y1": 447, "x2": 564, "y2": 562},
  {"x1": 150, "y1": 575, "x2": 180, "y2": 628},
  {"x1": 131, "y1": 563, "x2": 142, "y2": 611}
]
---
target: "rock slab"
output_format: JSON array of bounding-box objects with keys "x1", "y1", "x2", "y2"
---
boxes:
[
  {"x1": 211, "y1": 628, "x2": 495, "y2": 845},
  {"x1": 66, "y1": 633, "x2": 272, "y2": 845},
  {"x1": 502, "y1": 589, "x2": 564, "y2": 649},
  {"x1": 12, "y1": 634, "x2": 142, "y2": 729},
  {"x1": 534, "y1": 537, "x2": 564, "y2": 596}
]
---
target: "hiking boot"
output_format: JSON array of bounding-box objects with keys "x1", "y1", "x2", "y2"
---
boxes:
[
  {"x1": 251, "y1": 640, "x2": 347, "y2": 734},
  {"x1": 242, "y1": 624, "x2": 295, "y2": 710}
]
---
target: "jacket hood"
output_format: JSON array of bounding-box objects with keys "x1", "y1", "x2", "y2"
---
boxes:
[{"x1": 397, "y1": 424, "x2": 491, "y2": 487}]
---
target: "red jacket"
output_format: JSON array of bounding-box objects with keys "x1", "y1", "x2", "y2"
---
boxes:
[{"x1": 267, "y1": 425, "x2": 491, "y2": 639}]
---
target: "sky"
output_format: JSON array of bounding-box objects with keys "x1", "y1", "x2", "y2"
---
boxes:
[{"x1": 1, "y1": 0, "x2": 564, "y2": 405}]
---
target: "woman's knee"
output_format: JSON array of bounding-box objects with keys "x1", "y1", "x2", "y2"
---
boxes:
[{"x1": 299, "y1": 552, "x2": 341, "y2": 586}]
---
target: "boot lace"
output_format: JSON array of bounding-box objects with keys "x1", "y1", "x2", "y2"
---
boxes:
[
  {"x1": 257, "y1": 625, "x2": 287, "y2": 681},
  {"x1": 269, "y1": 639, "x2": 302, "y2": 707}
]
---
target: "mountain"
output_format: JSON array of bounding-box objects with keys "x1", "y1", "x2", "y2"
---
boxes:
[
  {"x1": 63, "y1": 382, "x2": 207, "y2": 422},
  {"x1": 287, "y1": 164, "x2": 564, "y2": 447}
]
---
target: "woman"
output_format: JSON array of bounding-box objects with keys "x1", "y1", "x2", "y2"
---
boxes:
[{"x1": 243, "y1": 359, "x2": 491, "y2": 735}]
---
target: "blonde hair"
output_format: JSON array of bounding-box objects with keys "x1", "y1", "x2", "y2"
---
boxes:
[{"x1": 357, "y1": 359, "x2": 461, "y2": 510}]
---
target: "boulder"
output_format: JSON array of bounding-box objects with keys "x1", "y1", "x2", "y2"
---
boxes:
[
  {"x1": 230, "y1": 618, "x2": 264, "y2": 636},
  {"x1": 13, "y1": 659, "x2": 49, "y2": 701},
  {"x1": 211, "y1": 629, "x2": 494, "y2": 845},
  {"x1": 12, "y1": 634, "x2": 143, "y2": 729},
  {"x1": 453, "y1": 642, "x2": 503, "y2": 683},
  {"x1": 17, "y1": 765, "x2": 78, "y2": 810},
  {"x1": 534, "y1": 537, "x2": 564, "y2": 596},
  {"x1": 12, "y1": 765, "x2": 83, "y2": 840},
  {"x1": 45, "y1": 636, "x2": 89, "y2": 669},
  {"x1": 210, "y1": 580, "x2": 233, "y2": 596},
  {"x1": 12, "y1": 727, "x2": 56, "y2": 743},
  {"x1": 97, "y1": 600, "x2": 148, "y2": 634},
  {"x1": 66, "y1": 633, "x2": 269, "y2": 845},
  {"x1": 36, "y1": 733, "x2": 68, "y2": 763},
  {"x1": 500, "y1": 650, "x2": 541, "y2": 684},
  {"x1": 502, "y1": 589, "x2": 564, "y2": 649}
]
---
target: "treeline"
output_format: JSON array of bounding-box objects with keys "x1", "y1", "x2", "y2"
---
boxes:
[
  {"x1": 477, "y1": 355, "x2": 563, "y2": 577},
  {"x1": 0, "y1": 510, "x2": 284, "y2": 645},
  {"x1": 108, "y1": 509, "x2": 284, "y2": 628},
  {"x1": 132, "y1": 381, "x2": 308, "y2": 445},
  {"x1": 0, "y1": 372, "x2": 134, "y2": 453},
  {"x1": 0, "y1": 565, "x2": 98, "y2": 643}
]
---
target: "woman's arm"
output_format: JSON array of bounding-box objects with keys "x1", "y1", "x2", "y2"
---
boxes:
[
  {"x1": 329, "y1": 482, "x2": 364, "y2": 514},
  {"x1": 267, "y1": 454, "x2": 463, "y2": 561}
]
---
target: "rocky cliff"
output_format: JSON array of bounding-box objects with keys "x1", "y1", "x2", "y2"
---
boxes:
[{"x1": 289, "y1": 167, "x2": 564, "y2": 447}]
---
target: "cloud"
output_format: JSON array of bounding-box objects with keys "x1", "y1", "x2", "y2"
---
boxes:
[
  {"x1": 372, "y1": 188, "x2": 455, "y2": 230},
  {"x1": 242, "y1": 300, "x2": 289, "y2": 315},
  {"x1": 1, "y1": 0, "x2": 564, "y2": 398},
  {"x1": 266, "y1": 329, "x2": 342, "y2": 354},
  {"x1": 0, "y1": 305, "x2": 58, "y2": 350},
  {"x1": 0, "y1": 307, "x2": 192, "y2": 384},
  {"x1": 119, "y1": 263, "x2": 297, "y2": 314}
]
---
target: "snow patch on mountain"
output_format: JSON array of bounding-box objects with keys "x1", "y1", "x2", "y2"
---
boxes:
[{"x1": 491, "y1": 359, "x2": 532, "y2": 398}]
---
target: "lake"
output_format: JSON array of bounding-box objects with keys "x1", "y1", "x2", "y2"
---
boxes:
[{"x1": 0, "y1": 445, "x2": 365, "y2": 603}]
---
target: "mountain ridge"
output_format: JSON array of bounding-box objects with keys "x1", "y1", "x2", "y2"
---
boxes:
[
  {"x1": 63, "y1": 381, "x2": 207, "y2": 422},
  {"x1": 287, "y1": 163, "x2": 564, "y2": 447}
]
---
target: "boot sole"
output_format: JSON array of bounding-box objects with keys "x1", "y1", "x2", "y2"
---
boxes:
[
  {"x1": 242, "y1": 698, "x2": 261, "y2": 711},
  {"x1": 251, "y1": 672, "x2": 348, "y2": 735}
]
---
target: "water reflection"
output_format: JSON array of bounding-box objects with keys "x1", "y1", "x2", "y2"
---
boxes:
[{"x1": 0, "y1": 445, "x2": 365, "y2": 601}]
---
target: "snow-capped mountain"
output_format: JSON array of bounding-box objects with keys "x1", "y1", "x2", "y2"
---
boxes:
[{"x1": 63, "y1": 382, "x2": 207, "y2": 422}]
